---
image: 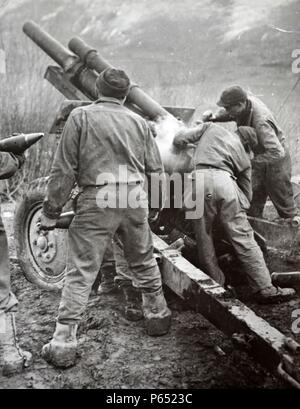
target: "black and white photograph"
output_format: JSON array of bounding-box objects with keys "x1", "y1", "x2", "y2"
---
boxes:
[{"x1": 0, "y1": 0, "x2": 300, "y2": 393}]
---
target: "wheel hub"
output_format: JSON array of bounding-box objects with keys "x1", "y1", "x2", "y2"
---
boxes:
[
  {"x1": 34, "y1": 230, "x2": 58, "y2": 263},
  {"x1": 27, "y1": 206, "x2": 68, "y2": 279}
]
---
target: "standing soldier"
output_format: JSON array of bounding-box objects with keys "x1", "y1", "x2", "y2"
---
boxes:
[
  {"x1": 203, "y1": 86, "x2": 298, "y2": 222},
  {"x1": 0, "y1": 151, "x2": 32, "y2": 375},
  {"x1": 173, "y1": 122, "x2": 296, "y2": 303},
  {"x1": 39, "y1": 68, "x2": 171, "y2": 368}
]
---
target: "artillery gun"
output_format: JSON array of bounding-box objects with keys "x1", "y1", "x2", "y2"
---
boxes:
[
  {"x1": 14, "y1": 21, "x2": 300, "y2": 387},
  {"x1": 18, "y1": 20, "x2": 197, "y2": 291}
]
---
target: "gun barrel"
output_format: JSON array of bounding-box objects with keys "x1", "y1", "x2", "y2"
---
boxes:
[
  {"x1": 0, "y1": 133, "x2": 44, "y2": 154},
  {"x1": 23, "y1": 24, "x2": 192, "y2": 121},
  {"x1": 23, "y1": 21, "x2": 77, "y2": 70},
  {"x1": 68, "y1": 37, "x2": 169, "y2": 120},
  {"x1": 68, "y1": 37, "x2": 110, "y2": 72}
]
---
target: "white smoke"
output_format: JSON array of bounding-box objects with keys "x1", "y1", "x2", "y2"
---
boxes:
[{"x1": 152, "y1": 114, "x2": 194, "y2": 174}]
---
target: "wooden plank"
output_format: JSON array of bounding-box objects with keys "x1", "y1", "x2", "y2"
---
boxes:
[{"x1": 153, "y1": 233, "x2": 300, "y2": 386}]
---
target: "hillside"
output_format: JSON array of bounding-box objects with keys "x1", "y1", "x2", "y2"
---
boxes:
[{"x1": 0, "y1": 0, "x2": 300, "y2": 169}]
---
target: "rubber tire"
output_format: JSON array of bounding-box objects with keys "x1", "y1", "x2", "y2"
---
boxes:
[{"x1": 14, "y1": 177, "x2": 70, "y2": 292}]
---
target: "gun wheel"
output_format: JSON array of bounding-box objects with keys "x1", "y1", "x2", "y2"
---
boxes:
[{"x1": 14, "y1": 177, "x2": 69, "y2": 291}]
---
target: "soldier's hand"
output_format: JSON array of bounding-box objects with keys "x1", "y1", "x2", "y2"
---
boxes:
[
  {"x1": 37, "y1": 213, "x2": 57, "y2": 231},
  {"x1": 173, "y1": 131, "x2": 189, "y2": 149},
  {"x1": 173, "y1": 133, "x2": 196, "y2": 150},
  {"x1": 202, "y1": 110, "x2": 215, "y2": 122}
]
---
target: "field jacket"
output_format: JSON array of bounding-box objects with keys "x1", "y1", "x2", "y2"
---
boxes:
[{"x1": 213, "y1": 95, "x2": 285, "y2": 164}]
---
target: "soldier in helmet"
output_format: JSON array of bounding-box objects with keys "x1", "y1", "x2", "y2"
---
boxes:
[{"x1": 0, "y1": 150, "x2": 32, "y2": 375}]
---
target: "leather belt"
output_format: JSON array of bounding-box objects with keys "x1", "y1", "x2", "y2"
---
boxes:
[
  {"x1": 82, "y1": 181, "x2": 142, "y2": 190},
  {"x1": 196, "y1": 164, "x2": 223, "y2": 171}
]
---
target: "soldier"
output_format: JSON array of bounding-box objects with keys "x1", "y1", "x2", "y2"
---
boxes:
[
  {"x1": 173, "y1": 122, "x2": 296, "y2": 303},
  {"x1": 39, "y1": 68, "x2": 171, "y2": 368},
  {"x1": 202, "y1": 86, "x2": 298, "y2": 222},
  {"x1": 0, "y1": 151, "x2": 32, "y2": 375}
]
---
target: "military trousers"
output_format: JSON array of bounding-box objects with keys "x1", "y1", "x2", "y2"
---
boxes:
[
  {"x1": 192, "y1": 169, "x2": 273, "y2": 292},
  {"x1": 113, "y1": 238, "x2": 136, "y2": 288},
  {"x1": 91, "y1": 239, "x2": 116, "y2": 293},
  {"x1": 248, "y1": 149, "x2": 297, "y2": 219},
  {"x1": 91, "y1": 239, "x2": 135, "y2": 293},
  {"x1": 91, "y1": 238, "x2": 135, "y2": 292},
  {"x1": 0, "y1": 209, "x2": 18, "y2": 315},
  {"x1": 58, "y1": 186, "x2": 162, "y2": 324}
]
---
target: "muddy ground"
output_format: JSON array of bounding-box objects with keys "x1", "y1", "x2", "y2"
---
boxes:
[{"x1": 0, "y1": 203, "x2": 300, "y2": 389}]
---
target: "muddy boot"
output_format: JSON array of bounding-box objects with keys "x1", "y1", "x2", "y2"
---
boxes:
[
  {"x1": 0, "y1": 312, "x2": 32, "y2": 376},
  {"x1": 142, "y1": 287, "x2": 171, "y2": 336},
  {"x1": 41, "y1": 322, "x2": 78, "y2": 368},
  {"x1": 122, "y1": 285, "x2": 143, "y2": 321},
  {"x1": 254, "y1": 285, "x2": 296, "y2": 304}
]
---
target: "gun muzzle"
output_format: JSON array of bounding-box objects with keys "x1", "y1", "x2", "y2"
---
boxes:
[
  {"x1": 0, "y1": 133, "x2": 44, "y2": 154},
  {"x1": 271, "y1": 272, "x2": 300, "y2": 286},
  {"x1": 23, "y1": 21, "x2": 77, "y2": 70}
]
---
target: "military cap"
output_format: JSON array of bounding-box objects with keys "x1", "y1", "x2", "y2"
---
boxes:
[
  {"x1": 96, "y1": 67, "x2": 130, "y2": 98},
  {"x1": 217, "y1": 85, "x2": 248, "y2": 107}
]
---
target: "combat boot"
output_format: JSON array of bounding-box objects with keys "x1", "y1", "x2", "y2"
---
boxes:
[
  {"x1": 142, "y1": 287, "x2": 171, "y2": 336},
  {"x1": 0, "y1": 312, "x2": 32, "y2": 376},
  {"x1": 41, "y1": 322, "x2": 78, "y2": 368},
  {"x1": 254, "y1": 285, "x2": 296, "y2": 304},
  {"x1": 122, "y1": 285, "x2": 143, "y2": 321}
]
